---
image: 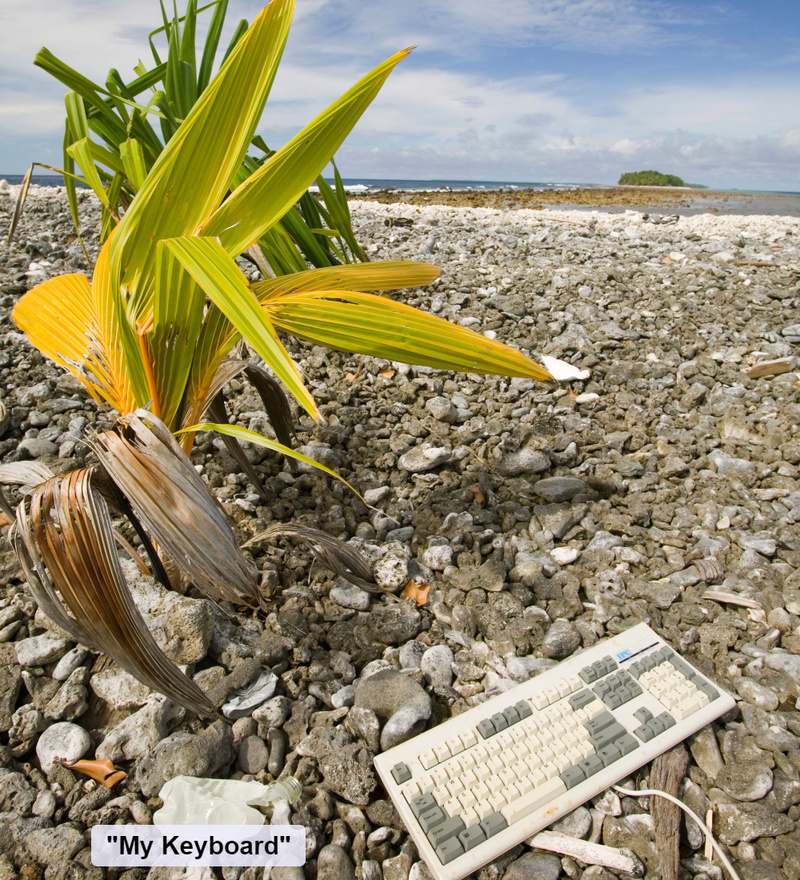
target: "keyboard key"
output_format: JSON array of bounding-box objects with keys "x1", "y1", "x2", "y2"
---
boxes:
[
  {"x1": 578, "y1": 755, "x2": 604, "y2": 778},
  {"x1": 491, "y1": 712, "x2": 509, "y2": 732},
  {"x1": 420, "y1": 750, "x2": 437, "y2": 769},
  {"x1": 561, "y1": 766, "x2": 585, "y2": 789},
  {"x1": 480, "y1": 812, "x2": 509, "y2": 838},
  {"x1": 478, "y1": 719, "x2": 496, "y2": 739},
  {"x1": 409, "y1": 792, "x2": 436, "y2": 817},
  {"x1": 501, "y1": 776, "x2": 567, "y2": 824},
  {"x1": 458, "y1": 826, "x2": 486, "y2": 851},
  {"x1": 428, "y1": 816, "x2": 466, "y2": 848},
  {"x1": 392, "y1": 762, "x2": 411, "y2": 784},
  {"x1": 569, "y1": 689, "x2": 596, "y2": 710},
  {"x1": 515, "y1": 700, "x2": 533, "y2": 719},
  {"x1": 419, "y1": 805, "x2": 447, "y2": 833},
  {"x1": 435, "y1": 838, "x2": 464, "y2": 865}
]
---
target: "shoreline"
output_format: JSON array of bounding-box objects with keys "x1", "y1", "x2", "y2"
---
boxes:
[{"x1": 348, "y1": 185, "x2": 800, "y2": 217}]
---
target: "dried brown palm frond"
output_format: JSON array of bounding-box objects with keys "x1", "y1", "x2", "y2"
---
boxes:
[
  {"x1": 89, "y1": 410, "x2": 263, "y2": 610},
  {"x1": 11, "y1": 467, "x2": 216, "y2": 718},
  {"x1": 244, "y1": 522, "x2": 391, "y2": 597}
]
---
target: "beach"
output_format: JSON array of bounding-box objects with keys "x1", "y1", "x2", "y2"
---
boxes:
[
  {"x1": 349, "y1": 185, "x2": 800, "y2": 217},
  {"x1": 1, "y1": 184, "x2": 800, "y2": 879}
]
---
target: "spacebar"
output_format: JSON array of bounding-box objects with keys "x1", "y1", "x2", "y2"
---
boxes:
[{"x1": 500, "y1": 777, "x2": 567, "y2": 824}]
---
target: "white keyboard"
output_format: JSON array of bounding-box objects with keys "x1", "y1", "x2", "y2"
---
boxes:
[{"x1": 374, "y1": 623, "x2": 735, "y2": 880}]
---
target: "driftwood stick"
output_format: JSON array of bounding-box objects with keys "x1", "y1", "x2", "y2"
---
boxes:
[
  {"x1": 527, "y1": 831, "x2": 638, "y2": 873},
  {"x1": 651, "y1": 743, "x2": 690, "y2": 880}
]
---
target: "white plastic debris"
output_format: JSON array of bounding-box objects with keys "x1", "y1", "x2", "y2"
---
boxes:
[
  {"x1": 153, "y1": 776, "x2": 302, "y2": 826},
  {"x1": 540, "y1": 356, "x2": 591, "y2": 382}
]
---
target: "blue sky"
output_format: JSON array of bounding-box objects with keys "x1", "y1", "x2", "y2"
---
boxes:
[{"x1": 1, "y1": 0, "x2": 799, "y2": 190}]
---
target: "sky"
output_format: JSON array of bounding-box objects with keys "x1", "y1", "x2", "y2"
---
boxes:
[{"x1": 1, "y1": 0, "x2": 799, "y2": 191}]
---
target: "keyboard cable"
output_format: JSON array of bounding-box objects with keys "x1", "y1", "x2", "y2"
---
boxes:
[{"x1": 612, "y1": 785, "x2": 742, "y2": 880}]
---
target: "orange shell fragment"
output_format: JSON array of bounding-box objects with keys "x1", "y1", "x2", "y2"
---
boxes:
[
  {"x1": 402, "y1": 580, "x2": 430, "y2": 606},
  {"x1": 64, "y1": 758, "x2": 128, "y2": 788}
]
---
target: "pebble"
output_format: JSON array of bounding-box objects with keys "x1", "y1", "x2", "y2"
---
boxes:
[
  {"x1": 397, "y1": 446, "x2": 451, "y2": 473},
  {"x1": 330, "y1": 582, "x2": 372, "y2": 610},
  {"x1": 237, "y1": 735, "x2": 269, "y2": 775},
  {"x1": 532, "y1": 476, "x2": 590, "y2": 502},
  {"x1": 354, "y1": 668, "x2": 432, "y2": 750},
  {"x1": 542, "y1": 618, "x2": 581, "y2": 659},
  {"x1": 36, "y1": 721, "x2": 91, "y2": 773},
  {"x1": 736, "y1": 678, "x2": 780, "y2": 711},
  {"x1": 15, "y1": 634, "x2": 71, "y2": 667},
  {"x1": 317, "y1": 844, "x2": 356, "y2": 880},
  {"x1": 52, "y1": 646, "x2": 90, "y2": 681},
  {"x1": 420, "y1": 645, "x2": 455, "y2": 687},
  {"x1": 501, "y1": 851, "x2": 562, "y2": 880}
]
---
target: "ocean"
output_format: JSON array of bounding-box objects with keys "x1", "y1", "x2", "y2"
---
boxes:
[
  {"x1": 2, "y1": 173, "x2": 598, "y2": 193},
  {"x1": 4, "y1": 174, "x2": 798, "y2": 215}
]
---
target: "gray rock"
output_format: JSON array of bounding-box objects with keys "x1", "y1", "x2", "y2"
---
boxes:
[
  {"x1": 31, "y1": 789, "x2": 57, "y2": 819},
  {"x1": 449, "y1": 559, "x2": 506, "y2": 592},
  {"x1": 715, "y1": 803, "x2": 794, "y2": 844},
  {"x1": 317, "y1": 844, "x2": 356, "y2": 880},
  {"x1": 345, "y1": 706, "x2": 381, "y2": 751},
  {"x1": 542, "y1": 619, "x2": 581, "y2": 659},
  {"x1": 363, "y1": 486, "x2": 390, "y2": 505},
  {"x1": 296, "y1": 726, "x2": 376, "y2": 804},
  {"x1": 355, "y1": 668, "x2": 432, "y2": 750},
  {"x1": 383, "y1": 852, "x2": 413, "y2": 880},
  {"x1": 716, "y1": 763, "x2": 774, "y2": 802},
  {"x1": 330, "y1": 582, "x2": 372, "y2": 610},
  {"x1": 52, "y1": 646, "x2": 90, "y2": 681},
  {"x1": 373, "y1": 546, "x2": 411, "y2": 591},
  {"x1": 426, "y1": 396, "x2": 458, "y2": 423},
  {"x1": 709, "y1": 450, "x2": 755, "y2": 476},
  {"x1": 366, "y1": 604, "x2": 423, "y2": 644},
  {"x1": 532, "y1": 476, "x2": 590, "y2": 502},
  {"x1": 7, "y1": 704, "x2": 46, "y2": 755},
  {"x1": 252, "y1": 696, "x2": 292, "y2": 730},
  {"x1": 398, "y1": 446, "x2": 451, "y2": 473},
  {"x1": 551, "y1": 806, "x2": 592, "y2": 838},
  {"x1": 735, "y1": 678, "x2": 780, "y2": 711},
  {"x1": 689, "y1": 726, "x2": 725, "y2": 777},
  {"x1": 237, "y1": 735, "x2": 269, "y2": 775},
  {"x1": 136, "y1": 720, "x2": 234, "y2": 797},
  {"x1": 0, "y1": 665, "x2": 22, "y2": 732},
  {"x1": 24, "y1": 825, "x2": 85, "y2": 865},
  {"x1": 501, "y1": 851, "x2": 562, "y2": 880},
  {"x1": 420, "y1": 645, "x2": 454, "y2": 687},
  {"x1": 15, "y1": 633, "x2": 71, "y2": 666},
  {"x1": 0, "y1": 769, "x2": 37, "y2": 813},
  {"x1": 497, "y1": 447, "x2": 550, "y2": 477},
  {"x1": 268, "y1": 728, "x2": 289, "y2": 777},
  {"x1": 531, "y1": 503, "x2": 588, "y2": 540},
  {"x1": 116, "y1": 559, "x2": 213, "y2": 666},
  {"x1": 398, "y1": 640, "x2": 427, "y2": 670},
  {"x1": 96, "y1": 696, "x2": 185, "y2": 763},
  {"x1": 420, "y1": 544, "x2": 453, "y2": 571},
  {"x1": 44, "y1": 667, "x2": 89, "y2": 721},
  {"x1": 91, "y1": 665, "x2": 153, "y2": 709},
  {"x1": 17, "y1": 437, "x2": 58, "y2": 458},
  {"x1": 36, "y1": 721, "x2": 91, "y2": 773}
]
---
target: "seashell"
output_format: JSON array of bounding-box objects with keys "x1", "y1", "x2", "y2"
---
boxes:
[{"x1": 693, "y1": 557, "x2": 723, "y2": 584}]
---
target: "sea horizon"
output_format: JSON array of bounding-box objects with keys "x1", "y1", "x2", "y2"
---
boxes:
[{"x1": 3, "y1": 172, "x2": 798, "y2": 199}]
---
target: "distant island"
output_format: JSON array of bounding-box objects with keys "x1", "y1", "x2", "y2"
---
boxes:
[{"x1": 618, "y1": 170, "x2": 686, "y2": 187}]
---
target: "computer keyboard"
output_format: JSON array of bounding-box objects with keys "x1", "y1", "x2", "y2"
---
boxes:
[{"x1": 374, "y1": 623, "x2": 735, "y2": 880}]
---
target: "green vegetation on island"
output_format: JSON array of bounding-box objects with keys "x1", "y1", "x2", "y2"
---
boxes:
[{"x1": 618, "y1": 170, "x2": 685, "y2": 187}]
